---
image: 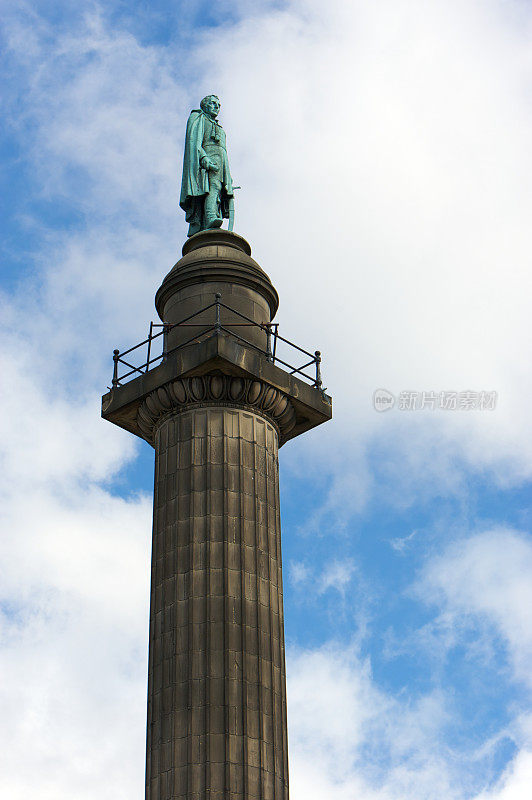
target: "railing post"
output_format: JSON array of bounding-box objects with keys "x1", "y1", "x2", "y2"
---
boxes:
[
  {"x1": 162, "y1": 324, "x2": 169, "y2": 360},
  {"x1": 146, "y1": 322, "x2": 153, "y2": 372},
  {"x1": 215, "y1": 292, "x2": 221, "y2": 332},
  {"x1": 272, "y1": 323, "x2": 278, "y2": 362},
  {"x1": 266, "y1": 324, "x2": 272, "y2": 361},
  {"x1": 112, "y1": 349, "x2": 120, "y2": 388},
  {"x1": 315, "y1": 350, "x2": 322, "y2": 389}
]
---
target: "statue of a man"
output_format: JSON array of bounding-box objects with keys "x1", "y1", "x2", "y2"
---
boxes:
[{"x1": 179, "y1": 95, "x2": 234, "y2": 237}]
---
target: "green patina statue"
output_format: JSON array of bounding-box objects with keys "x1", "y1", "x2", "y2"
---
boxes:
[{"x1": 179, "y1": 95, "x2": 235, "y2": 237}]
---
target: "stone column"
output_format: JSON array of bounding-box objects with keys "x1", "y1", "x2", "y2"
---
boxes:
[
  {"x1": 101, "y1": 230, "x2": 332, "y2": 800},
  {"x1": 143, "y1": 394, "x2": 290, "y2": 800}
]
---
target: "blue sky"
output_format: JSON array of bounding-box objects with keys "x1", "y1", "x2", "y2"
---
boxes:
[{"x1": 1, "y1": 1, "x2": 532, "y2": 798}]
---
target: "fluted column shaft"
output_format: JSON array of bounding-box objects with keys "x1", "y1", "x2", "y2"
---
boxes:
[{"x1": 145, "y1": 405, "x2": 289, "y2": 800}]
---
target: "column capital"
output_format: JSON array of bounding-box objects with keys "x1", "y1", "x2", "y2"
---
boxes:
[{"x1": 137, "y1": 373, "x2": 296, "y2": 446}]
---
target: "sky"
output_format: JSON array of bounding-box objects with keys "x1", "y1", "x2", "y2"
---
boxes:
[{"x1": 1, "y1": 0, "x2": 532, "y2": 797}]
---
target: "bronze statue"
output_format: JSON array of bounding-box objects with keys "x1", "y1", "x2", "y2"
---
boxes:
[{"x1": 179, "y1": 95, "x2": 235, "y2": 237}]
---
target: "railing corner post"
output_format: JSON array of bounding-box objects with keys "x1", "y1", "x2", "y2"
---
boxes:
[
  {"x1": 112, "y1": 349, "x2": 120, "y2": 388},
  {"x1": 315, "y1": 350, "x2": 322, "y2": 389}
]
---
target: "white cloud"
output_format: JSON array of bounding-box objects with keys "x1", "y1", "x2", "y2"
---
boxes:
[
  {"x1": 0, "y1": 244, "x2": 152, "y2": 798},
  {"x1": 476, "y1": 750, "x2": 532, "y2": 800},
  {"x1": 195, "y1": 0, "x2": 532, "y2": 495},
  {"x1": 289, "y1": 559, "x2": 311, "y2": 586},
  {"x1": 287, "y1": 557, "x2": 357, "y2": 599},
  {"x1": 318, "y1": 558, "x2": 356, "y2": 595},
  {"x1": 413, "y1": 528, "x2": 532, "y2": 799},
  {"x1": 286, "y1": 528, "x2": 532, "y2": 800},
  {"x1": 0, "y1": 466, "x2": 151, "y2": 799},
  {"x1": 287, "y1": 643, "x2": 491, "y2": 800},
  {"x1": 285, "y1": 524, "x2": 532, "y2": 799},
  {"x1": 390, "y1": 529, "x2": 418, "y2": 553},
  {"x1": 418, "y1": 528, "x2": 532, "y2": 691}
]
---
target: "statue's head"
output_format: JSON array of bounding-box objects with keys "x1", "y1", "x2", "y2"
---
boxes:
[{"x1": 200, "y1": 95, "x2": 220, "y2": 119}]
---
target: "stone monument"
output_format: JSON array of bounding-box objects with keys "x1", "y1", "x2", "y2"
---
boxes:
[{"x1": 102, "y1": 98, "x2": 332, "y2": 800}]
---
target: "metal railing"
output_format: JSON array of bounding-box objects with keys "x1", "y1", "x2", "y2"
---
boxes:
[{"x1": 109, "y1": 293, "x2": 324, "y2": 391}]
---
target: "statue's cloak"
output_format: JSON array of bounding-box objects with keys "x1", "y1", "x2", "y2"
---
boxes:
[{"x1": 179, "y1": 110, "x2": 233, "y2": 227}]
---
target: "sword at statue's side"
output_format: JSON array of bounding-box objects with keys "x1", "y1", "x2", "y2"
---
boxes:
[{"x1": 228, "y1": 185, "x2": 241, "y2": 232}]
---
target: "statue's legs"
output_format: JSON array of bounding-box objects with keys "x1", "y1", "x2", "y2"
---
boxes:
[{"x1": 204, "y1": 154, "x2": 223, "y2": 229}]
